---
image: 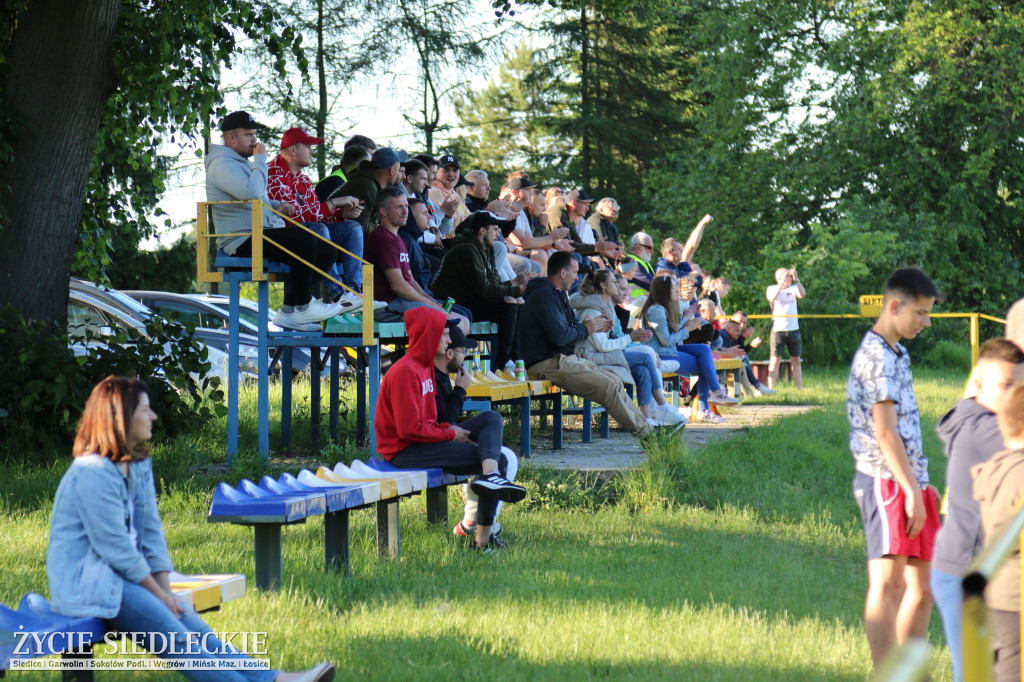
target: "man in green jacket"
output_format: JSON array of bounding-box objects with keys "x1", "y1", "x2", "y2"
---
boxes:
[
  {"x1": 432, "y1": 211, "x2": 526, "y2": 370},
  {"x1": 328, "y1": 147, "x2": 407, "y2": 235}
]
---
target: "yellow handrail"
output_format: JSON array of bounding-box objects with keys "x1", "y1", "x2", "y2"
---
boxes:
[{"x1": 196, "y1": 199, "x2": 375, "y2": 346}]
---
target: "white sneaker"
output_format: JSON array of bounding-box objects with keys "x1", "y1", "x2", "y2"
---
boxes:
[
  {"x1": 656, "y1": 402, "x2": 686, "y2": 425},
  {"x1": 645, "y1": 417, "x2": 665, "y2": 428},
  {"x1": 708, "y1": 389, "x2": 739, "y2": 405},
  {"x1": 372, "y1": 299, "x2": 389, "y2": 311},
  {"x1": 335, "y1": 291, "x2": 362, "y2": 310},
  {"x1": 273, "y1": 309, "x2": 321, "y2": 331},
  {"x1": 754, "y1": 385, "x2": 777, "y2": 396},
  {"x1": 696, "y1": 409, "x2": 727, "y2": 424},
  {"x1": 293, "y1": 299, "x2": 344, "y2": 324}
]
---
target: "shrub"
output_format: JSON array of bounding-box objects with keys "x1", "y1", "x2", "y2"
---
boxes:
[{"x1": 0, "y1": 306, "x2": 225, "y2": 462}]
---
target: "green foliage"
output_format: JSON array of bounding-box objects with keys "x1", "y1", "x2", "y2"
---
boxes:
[{"x1": 0, "y1": 306, "x2": 225, "y2": 462}]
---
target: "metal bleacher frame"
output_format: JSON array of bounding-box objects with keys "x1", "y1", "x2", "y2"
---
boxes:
[{"x1": 197, "y1": 199, "x2": 378, "y2": 460}]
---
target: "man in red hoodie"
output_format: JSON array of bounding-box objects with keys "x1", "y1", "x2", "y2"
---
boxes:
[{"x1": 375, "y1": 306, "x2": 525, "y2": 552}]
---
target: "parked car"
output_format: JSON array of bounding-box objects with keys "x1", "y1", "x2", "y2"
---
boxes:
[
  {"x1": 67, "y1": 282, "x2": 255, "y2": 385},
  {"x1": 122, "y1": 290, "x2": 342, "y2": 377}
]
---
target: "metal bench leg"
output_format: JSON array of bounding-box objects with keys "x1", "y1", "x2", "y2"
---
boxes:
[
  {"x1": 376, "y1": 499, "x2": 400, "y2": 558},
  {"x1": 329, "y1": 348, "x2": 340, "y2": 442},
  {"x1": 257, "y1": 283, "x2": 270, "y2": 459},
  {"x1": 357, "y1": 350, "x2": 367, "y2": 444},
  {"x1": 281, "y1": 346, "x2": 293, "y2": 450},
  {"x1": 62, "y1": 645, "x2": 94, "y2": 682},
  {"x1": 310, "y1": 346, "x2": 321, "y2": 443},
  {"x1": 324, "y1": 510, "x2": 351, "y2": 577},
  {"x1": 553, "y1": 395, "x2": 563, "y2": 450},
  {"x1": 519, "y1": 396, "x2": 531, "y2": 457},
  {"x1": 583, "y1": 399, "x2": 594, "y2": 443},
  {"x1": 425, "y1": 487, "x2": 448, "y2": 525},
  {"x1": 253, "y1": 524, "x2": 283, "y2": 591},
  {"x1": 368, "y1": 344, "x2": 381, "y2": 452}
]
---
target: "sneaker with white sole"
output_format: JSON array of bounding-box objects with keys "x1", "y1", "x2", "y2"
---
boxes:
[
  {"x1": 754, "y1": 385, "x2": 777, "y2": 396},
  {"x1": 708, "y1": 389, "x2": 740, "y2": 405},
  {"x1": 454, "y1": 520, "x2": 503, "y2": 539},
  {"x1": 273, "y1": 309, "x2": 322, "y2": 331},
  {"x1": 656, "y1": 402, "x2": 687, "y2": 425},
  {"x1": 474, "y1": 534, "x2": 508, "y2": 554},
  {"x1": 696, "y1": 409, "x2": 728, "y2": 423},
  {"x1": 645, "y1": 417, "x2": 665, "y2": 428},
  {"x1": 335, "y1": 291, "x2": 363, "y2": 310},
  {"x1": 293, "y1": 298, "x2": 344, "y2": 325},
  {"x1": 470, "y1": 473, "x2": 527, "y2": 503}
]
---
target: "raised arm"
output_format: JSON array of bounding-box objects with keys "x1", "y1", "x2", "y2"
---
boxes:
[{"x1": 681, "y1": 214, "x2": 713, "y2": 263}]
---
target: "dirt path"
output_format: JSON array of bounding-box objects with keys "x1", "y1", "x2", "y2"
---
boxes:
[{"x1": 525, "y1": 403, "x2": 821, "y2": 471}]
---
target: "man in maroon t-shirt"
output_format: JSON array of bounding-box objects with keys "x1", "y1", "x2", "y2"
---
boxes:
[{"x1": 364, "y1": 186, "x2": 469, "y2": 332}]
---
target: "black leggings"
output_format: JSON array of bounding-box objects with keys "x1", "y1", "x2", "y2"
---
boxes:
[{"x1": 235, "y1": 226, "x2": 336, "y2": 306}]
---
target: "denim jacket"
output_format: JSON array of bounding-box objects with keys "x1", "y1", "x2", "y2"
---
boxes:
[
  {"x1": 641, "y1": 303, "x2": 689, "y2": 358},
  {"x1": 46, "y1": 455, "x2": 173, "y2": 618}
]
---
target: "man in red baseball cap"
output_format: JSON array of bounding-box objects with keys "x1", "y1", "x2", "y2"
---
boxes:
[{"x1": 268, "y1": 126, "x2": 379, "y2": 314}]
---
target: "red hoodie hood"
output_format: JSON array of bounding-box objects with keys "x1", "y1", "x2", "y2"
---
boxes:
[{"x1": 405, "y1": 306, "x2": 447, "y2": 366}]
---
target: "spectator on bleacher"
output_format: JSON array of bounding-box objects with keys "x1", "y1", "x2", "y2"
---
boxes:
[
  {"x1": 519, "y1": 251, "x2": 653, "y2": 438},
  {"x1": 639, "y1": 275, "x2": 739, "y2": 423},
  {"x1": 626, "y1": 232, "x2": 657, "y2": 296},
  {"x1": 205, "y1": 110, "x2": 342, "y2": 327},
  {"x1": 847, "y1": 267, "x2": 943, "y2": 672},
  {"x1": 329, "y1": 147, "x2": 408, "y2": 235},
  {"x1": 718, "y1": 313, "x2": 776, "y2": 397},
  {"x1": 398, "y1": 197, "x2": 440, "y2": 292},
  {"x1": 544, "y1": 187, "x2": 565, "y2": 203},
  {"x1": 428, "y1": 154, "x2": 471, "y2": 230},
  {"x1": 431, "y1": 211, "x2": 524, "y2": 370},
  {"x1": 707, "y1": 277, "x2": 731, "y2": 318},
  {"x1": 500, "y1": 177, "x2": 569, "y2": 272},
  {"x1": 972, "y1": 379, "x2": 1024, "y2": 682},
  {"x1": 377, "y1": 308, "x2": 526, "y2": 552},
  {"x1": 655, "y1": 214, "x2": 713, "y2": 279},
  {"x1": 464, "y1": 170, "x2": 491, "y2": 212},
  {"x1": 929, "y1": 340, "x2": 1024, "y2": 682},
  {"x1": 433, "y1": 321, "x2": 520, "y2": 543},
  {"x1": 588, "y1": 198, "x2": 623, "y2": 268},
  {"x1": 571, "y1": 270, "x2": 686, "y2": 427},
  {"x1": 550, "y1": 189, "x2": 622, "y2": 274},
  {"x1": 401, "y1": 158, "x2": 454, "y2": 244},
  {"x1": 766, "y1": 266, "x2": 806, "y2": 390},
  {"x1": 314, "y1": 138, "x2": 374, "y2": 202},
  {"x1": 364, "y1": 186, "x2": 469, "y2": 332},
  {"x1": 268, "y1": 127, "x2": 367, "y2": 311},
  {"x1": 47, "y1": 376, "x2": 336, "y2": 682}
]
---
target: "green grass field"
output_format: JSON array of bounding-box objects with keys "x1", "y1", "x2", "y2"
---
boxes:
[{"x1": 0, "y1": 368, "x2": 965, "y2": 680}]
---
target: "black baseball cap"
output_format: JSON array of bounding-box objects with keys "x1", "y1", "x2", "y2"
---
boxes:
[
  {"x1": 462, "y1": 210, "x2": 517, "y2": 238},
  {"x1": 566, "y1": 189, "x2": 594, "y2": 203},
  {"x1": 455, "y1": 175, "x2": 475, "y2": 188},
  {"x1": 438, "y1": 153, "x2": 460, "y2": 169},
  {"x1": 508, "y1": 177, "x2": 537, "y2": 191},
  {"x1": 446, "y1": 321, "x2": 478, "y2": 350},
  {"x1": 220, "y1": 110, "x2": 267, "y2": 132}
]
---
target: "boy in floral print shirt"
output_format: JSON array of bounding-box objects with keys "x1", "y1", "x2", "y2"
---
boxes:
[{"x1": 848, "y1": 266, "x2": 943, "y2": 671}]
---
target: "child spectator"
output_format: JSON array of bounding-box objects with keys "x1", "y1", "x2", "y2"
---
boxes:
[
  {"x1": 639, "y1": 275, "x2": 738, "y2": 423},
  {"x1": 847, "y1": 266, "x2": 943, "y2": 671},
  {"x1": 933, "y1": 339, "x2": 1024, "y2": 682},
  {"x1": 972, "y1": 379, "x2": 1024, "y2": 682}
]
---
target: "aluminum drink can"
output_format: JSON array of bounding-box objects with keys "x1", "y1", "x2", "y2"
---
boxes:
[
  {"x1": 443, "y1": 297, "x2": 455, "y2": 312},
  {"x1": 515, "y1": 360, "x2": 526, "y2": 381}
]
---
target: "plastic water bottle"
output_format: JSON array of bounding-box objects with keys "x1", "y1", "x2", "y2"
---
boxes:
[
  {"x1": 504, "y1": 359, "x2": 516, "y2": 376},
  {"x1": 472, "y1": 352, "x2": 481, "y2": 373}
]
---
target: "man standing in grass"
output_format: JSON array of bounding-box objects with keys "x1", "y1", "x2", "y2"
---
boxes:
[{"x1": 847, "y1": 266, "x2": 944, "y2": 670}]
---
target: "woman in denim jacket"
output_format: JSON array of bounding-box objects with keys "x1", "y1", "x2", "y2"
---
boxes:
[
  {"x1": 46, "y1": 376, "x2": 334, "y2": 682},
  {"x1": 639, "y1": 275, "x2": 738, "y2": 423}
]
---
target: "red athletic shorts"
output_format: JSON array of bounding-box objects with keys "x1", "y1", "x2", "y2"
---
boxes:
[{"x1": 853, "y1": 473, "x2": 941, "y2": 561}]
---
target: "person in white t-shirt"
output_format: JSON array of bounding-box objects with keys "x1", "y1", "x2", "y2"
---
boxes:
[{"x1": 765, "y1": 267, "x2": 806, "y2": 389}]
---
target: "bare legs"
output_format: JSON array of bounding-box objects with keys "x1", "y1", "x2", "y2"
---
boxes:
[{"x1": 864, "y1": 556, "x2": 933, "y2": 670}]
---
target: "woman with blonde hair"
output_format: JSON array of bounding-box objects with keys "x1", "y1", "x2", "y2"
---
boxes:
[{"x1": 47, "y1": 376, "x2": 334, "y2": 682}]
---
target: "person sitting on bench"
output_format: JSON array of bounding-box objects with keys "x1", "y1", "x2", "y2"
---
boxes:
[
  {"x1": 432, "y1": 321, "x2": 521, "y2": 543},
  {"x1": 205, "y1": 110, "x2": 343, "y2": 329},
  {"x1": 46, "y1": 376, "x2": 335, "y2": 682},
  {"x1": 375, "y1": 307, "x2": 526, "y2": 553}
]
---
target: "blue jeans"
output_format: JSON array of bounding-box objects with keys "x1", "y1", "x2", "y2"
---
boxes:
[
  {"x1": 932, "y1": 569, "x2": 964, "y2": 682},
  {"x1": 304, "y1": 220, "x2": 363, "y2": 298},
  {"x1": 623, "y1": 348, "x2": 658, "y2": 406},
  {"x1": 106, "y1": 580, "x2": 276, "y2": 682},
  {"x1": 674, "y1": 344, "x2": 721, "y2": 412}
]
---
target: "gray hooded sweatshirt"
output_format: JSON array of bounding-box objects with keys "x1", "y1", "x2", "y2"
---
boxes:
[
  {"x1": 204, "y1": 144, "x2": 284, "y2": 254},
  {"x1": 933, "y1": 398, "x2": 1006, "y2": 577}
]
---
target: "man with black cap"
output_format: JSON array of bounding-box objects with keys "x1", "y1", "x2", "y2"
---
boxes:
[
  {"x1": 428, "y1": 153, "x2": 470, "y2": 229},
  {"x1": 329, "y1": 146, "x2": 408, "y2": 235},
  {"x1": 267, "y1": 126, "x2": 369, "y2": 311},
  {"x1": 551, "y1": 189, "x2": 623, "y2": 269},
  {"x1": 433, "y1": 320, "x2": 520, "y2": 544},
  {"x1": 205, "y1": 111, "x2": 343, "y2": 327},
  {"x1": 501, "y1": 176, "x2": 570, "y2": 271},
  {"x1": 431, "y1": 211, "x2": 525, "y2": 370}
]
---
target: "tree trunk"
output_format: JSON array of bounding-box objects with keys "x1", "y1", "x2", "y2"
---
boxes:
[
  {"x1": 580, "y1": 4, "x2": 591, "y2": 190},
  {"x1": 0, "y1": 0, "x2": 122, "y2": 329},
  {"x1": 316, "y1": 0, "x2": 327, "y2": 179}
]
